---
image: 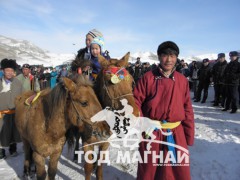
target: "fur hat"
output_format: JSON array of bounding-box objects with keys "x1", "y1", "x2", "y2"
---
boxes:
[
  {"x1": 91, "y1": 36, "x2": 105, "y2": 52},
  {"x1": 203, "y1": 58, "x2": 209, "y2": 63},
  {"x1": 218, "y1": 53, "x2": 225, "y2": 58},
  {"x1": 87, "y1": 29, "x2": 103, "y2": 38},
  {"x1": 229, "y1": 51, "x2": 238, "y2": 57},
  {"x1": 1, "y1": 58, "x2": 17, "y2": 70},
  {"x1": 157, "y1": 41, "x2": 179, "y2": 56}
]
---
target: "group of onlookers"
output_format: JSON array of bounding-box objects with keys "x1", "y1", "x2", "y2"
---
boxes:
[
  {"x1": 178, "y1": 52, "x2": 240, "y2": 113},
  {"x1": 126, "y1": 58, "x2": 157, "y2": 83}
]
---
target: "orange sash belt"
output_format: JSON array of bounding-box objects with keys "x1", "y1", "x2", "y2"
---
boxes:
[{"x1": 0, "y1": 110, "x2": 15, "y2": 119}]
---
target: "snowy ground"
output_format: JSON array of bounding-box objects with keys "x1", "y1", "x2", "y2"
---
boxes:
[{"x1": 0, "y1": 87, "x2": 239, "y2": 180}]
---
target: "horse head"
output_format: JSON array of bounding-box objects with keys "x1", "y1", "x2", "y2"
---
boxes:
[
  {"x1": 96, "y1": 52, "x2": 140, "y2": 116},
  {"x1": 62, "y1": 76, "x2": 102, "y2": 129}
]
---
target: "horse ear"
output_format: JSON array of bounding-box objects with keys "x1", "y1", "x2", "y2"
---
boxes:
[
  {"x1": 98, "y1": 55, "x2": 109, "y2": 68},
  {"x1": 62, "y1": 77, "x2": 76, "y2": 92},
  {"x1": 116, "y1": 52, "x2": 130, "y2": 67}
]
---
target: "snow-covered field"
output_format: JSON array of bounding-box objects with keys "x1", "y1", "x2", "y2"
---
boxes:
[{"x1": 0, "y1": 87, "x2": 239, "y2": 180}]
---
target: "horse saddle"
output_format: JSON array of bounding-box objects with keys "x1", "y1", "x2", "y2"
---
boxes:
[{"x1": 25, "y1": 92, "x2": 41, "y2": 106}]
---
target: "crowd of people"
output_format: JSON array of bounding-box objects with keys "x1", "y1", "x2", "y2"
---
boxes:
[
  {"x1": 175, "y1": 53, "x2": 240, "y2": 114},
  {"x1": 0, "y1": 27, "x2": 239, "y2": 179}
]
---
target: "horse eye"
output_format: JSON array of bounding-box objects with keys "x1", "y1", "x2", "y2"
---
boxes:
[{"x1": 80, "y1": 101, "x2": 88, "y2": 107}]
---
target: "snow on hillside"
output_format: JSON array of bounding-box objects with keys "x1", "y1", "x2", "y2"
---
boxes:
[
  {"x1": 0, "y1": 87, "x2": 239, "y2": 180},
  {"x1": 0, "y1": 35, "x2": 75, "y2": 67},
  {"x1": 129, "y1": 52, "x2": 229, "y2": 65},
  {"x1": 1, "y1": 35, "x2": 232, "y2": 68}
]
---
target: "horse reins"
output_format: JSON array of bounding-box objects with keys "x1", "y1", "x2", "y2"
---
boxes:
[
  {"x1": 70, "y1": 98, "x2": 104, "y2": 138},
  {"x1": 70, "y1": 97, "x2": 95, "y2": 127},
  {"x1": 103, "y1": 77, "x2": 133, "y2": 109}
]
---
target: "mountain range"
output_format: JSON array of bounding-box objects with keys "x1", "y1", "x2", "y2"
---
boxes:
[{"x1": 0, "y1": 35, "x2": 234, "y2": 67}]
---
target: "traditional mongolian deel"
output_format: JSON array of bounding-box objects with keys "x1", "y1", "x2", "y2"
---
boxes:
[{"x1": 134, "y1": 67, "x2": 194, "y2": 180}]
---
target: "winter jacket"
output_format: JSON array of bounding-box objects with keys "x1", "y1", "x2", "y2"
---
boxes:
[
  {"x1": 223, "y1": 59, "x2": 240, "y2": 85},
  {"x1": 181, "y1": 67, "x2": 190, "y2": 77},
  {"x1": 77, "y1": 47, "x2": 90, "y2": 60},
  {"x1": 212, "y1": 60, "x2": 227, "y2": 84},
  {"x1": 17, "y1": 74, "x2": 40, "y2": 92},
  {"x1": 90, "y1": 53, "x2": 110, "y2": 75},
  {"x1": 191, "y1": 68, "x2": 199, "y2": 80},
  {"x1": 198, "y1": 64, "x2": 211, "y2": 84},
  {"x1": 0, "y1": 78, "x2": 23, "y2": 110}
]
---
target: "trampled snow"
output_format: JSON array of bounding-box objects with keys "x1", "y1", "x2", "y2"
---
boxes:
[
  {"x1": 0, "y1": 35, "x2": 240, "y2": 179},
  {"x1": 0, "y1": 87, "x2": 239, "y2": 180}
]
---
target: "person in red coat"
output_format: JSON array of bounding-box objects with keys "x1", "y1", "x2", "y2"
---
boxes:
[{"x1": 134, "y1": 41, "x2": 194, "y2": 180}]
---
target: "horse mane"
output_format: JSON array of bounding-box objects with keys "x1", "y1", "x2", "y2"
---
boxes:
[
  {"x1": 71, "y1": 55, "x2": 92, "y2": 72},
  {"x1": 42, "y1": 82, "x2": 68, "y2": 128},
  {"x1": 42, "y1": 75, "x2": 93, "y2": 129},
  {"x1": 71, "y1": 74, "x2": 93, "y2": 87}
]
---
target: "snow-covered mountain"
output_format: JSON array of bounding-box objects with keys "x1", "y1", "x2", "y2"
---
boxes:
[
  {"x1": 0, "y1": 35, "x2": 74, "y2": 67},
  {"x1": 0, "y1": 35, "x2": 237, "y2": 67},
  {"x1": 130, "y1": 51, "x2": 222, "y2": 65}
]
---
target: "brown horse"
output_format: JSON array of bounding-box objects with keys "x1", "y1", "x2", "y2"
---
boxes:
[
  {"x1": 72, "y1": 53, "x2": 139, "y2": 179},
  {"x1": 15, "y1": 76, "x2": 108, "y2": 180},
  {"x1": 95, "y1": 52, "x2": 139, "y2": 116}
]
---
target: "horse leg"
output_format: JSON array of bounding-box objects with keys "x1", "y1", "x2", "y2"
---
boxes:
[
  {"x1": 73, "y1": 132, "x2": 81, "y2": 162},
  {"x1": 33, "y1": 152, "x2": 46, "y2": 180},
  {"x1": 83, "y1": 143, "x2": 95, "y2": 180},
  {"x1": 47, "y1": 150, "x2": 62, "y2": 180},
  {"x1": 22, "y1": 138, "x2": 31, "y2": 177},
  {"x1": 96, "y1": 162, "x2": 103, "y2": 180},
  {"x1": 96, "y1": 142, "x2": 109, "y2": 180}
]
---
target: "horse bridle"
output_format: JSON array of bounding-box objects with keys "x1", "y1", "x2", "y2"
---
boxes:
[
  {"x1": 102, "y1": 75, "x2": 134, "y2": 109},
  {"x1": 70, "y1": 96, "x2": 94, "y2": 126},
  {"x1": 70, "y1": 96, "x2": 103, "y2": 138}
]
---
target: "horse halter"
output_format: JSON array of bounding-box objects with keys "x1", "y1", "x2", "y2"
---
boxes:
[
  {"x1": 70, "y1": 96, "x2": 95, "y2": 127},
  {"x1": 70, "y1": 96, "x2": 109, "y2": 139},
  {"x1": 102, "y1": 67, "x2": 134, "y2": 109}
]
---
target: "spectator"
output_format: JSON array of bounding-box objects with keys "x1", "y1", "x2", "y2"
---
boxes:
[
  {"x1": 142, "y1": 62, "x2": 151, "y2": 74},
  {"x1": 180, "y1": 63, "x2": 190, "y2": 78},
  {"x1": 0, "y1": 68, "x2": 3, "y2": 79},
  {"x1": 126, "y1": 62, "x2": 134, "y2": 77},
  {"x1": 0, "y1": 59, "x2": 23, "y2": 159},
  {"x1": 60, "y1": 67, "x2": 68, "y2": 78},
  {"x1": 175, "y1": 58, "x2": 182, "y2": 73},
  {"x1": 133, "y1": 57, "x2": 142, "y2": 83},
  {"x1": 211, "y1": 53, "x2": 227, "y2": 106},
  {"x1": 222, "y1": 51, "x2": 240, "y2": 113},
  {"x1": 35, "y1": 66, "x2": 45, "y2": 90},
  {"x1": 17, "y1": 64, "x2": 40, "y2": 92},
  {"x1": 190, "y1": 62, "x2": 199, "y2": 100},
  {"x1": 43, "y1": 68, "x2": 51, "y2": 88},
  {"x1": 195, "y1": 58, "x2": 212, "y2": 103},
  {"x1": 151, "y1": 63, "x2": 158, "y2": 70},
  {"x1": 50, "y1": 68, "x2": 58, "y2": 89}
]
